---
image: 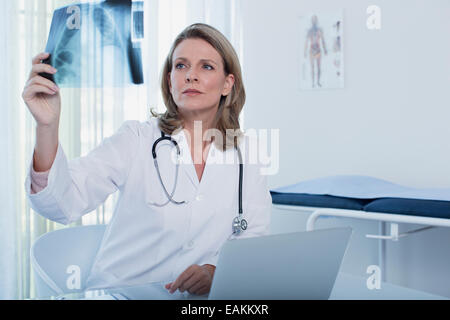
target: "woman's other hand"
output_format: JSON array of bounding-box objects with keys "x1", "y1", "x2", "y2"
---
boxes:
[{"x1": 166, "y1": 264, "x2": 216, "y2": 296}]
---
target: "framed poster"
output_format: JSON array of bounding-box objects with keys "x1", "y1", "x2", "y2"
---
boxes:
[{"x1": 299, "y1": 11, "x2": 344, "y2": 90}]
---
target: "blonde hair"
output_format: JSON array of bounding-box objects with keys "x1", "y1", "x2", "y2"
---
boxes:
[{"x1": 151, "y1": 23, "x2": 246, "y2": 151}]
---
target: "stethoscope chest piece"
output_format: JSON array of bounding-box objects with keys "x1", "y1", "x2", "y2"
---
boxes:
[{"x1": 233, "y1": 216, "x2": 248, "y2": 235}]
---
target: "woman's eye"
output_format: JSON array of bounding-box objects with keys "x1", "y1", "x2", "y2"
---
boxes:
[
  {"x1": 175, "y1": 63, "x2": 185, "y2": 69},
  {"x1": 203, "y1": 64, "x2": 214, "y2": 70}
]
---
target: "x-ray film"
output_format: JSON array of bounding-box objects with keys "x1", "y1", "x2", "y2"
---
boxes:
[{"x1": 41, "y1": 0, "x2": 144, "y2": 87}]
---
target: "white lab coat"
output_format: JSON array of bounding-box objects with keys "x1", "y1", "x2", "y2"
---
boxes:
[{"x1": 25, "y1": 117, "x2": 272, "y2": 290}]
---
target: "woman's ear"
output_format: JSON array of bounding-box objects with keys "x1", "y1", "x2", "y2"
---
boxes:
[{"x1": 222, "y1": 74, "x2": 235, "y2": 97}]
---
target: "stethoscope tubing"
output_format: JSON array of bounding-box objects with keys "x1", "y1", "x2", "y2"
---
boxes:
[{"x1": 150, "y1": 131, "x2": 247, "y2": 233}]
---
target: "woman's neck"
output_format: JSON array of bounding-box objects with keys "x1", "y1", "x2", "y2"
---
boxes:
[
  {"x1": 182, "y1": 116, "x2": 216, "y2": 167},
  {"x1": 183, "y1": 121, "x2": 212, "y2": 152},
  {"x1": 181, "y1": 110, "x2": 217, "y2": 148}
]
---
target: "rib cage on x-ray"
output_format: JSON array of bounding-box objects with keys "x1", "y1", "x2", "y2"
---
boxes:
[{"x1": 41, "y1": 0, "x2": 144, "y2": 87}]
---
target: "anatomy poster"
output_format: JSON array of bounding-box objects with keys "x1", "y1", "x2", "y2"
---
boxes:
[
  {"x1": 299, "y1": 11, "x2": 344, "y2": 90},
  {"x1": 42, "y1": 0, "x2": 144, "y2": 88}
]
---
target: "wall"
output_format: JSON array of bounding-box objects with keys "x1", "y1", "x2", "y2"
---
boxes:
[{"x1": 241, "y1": 0, "x2": 450, "y2": 297}]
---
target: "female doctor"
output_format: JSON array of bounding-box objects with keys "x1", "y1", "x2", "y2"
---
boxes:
[{"x1": 22, "y1": 23, "x2": 272, "y2": 296}]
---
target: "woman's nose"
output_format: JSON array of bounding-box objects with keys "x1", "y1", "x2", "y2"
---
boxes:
[{"x1": 185, "y1": 70, "x2": 199, "y2": 83}]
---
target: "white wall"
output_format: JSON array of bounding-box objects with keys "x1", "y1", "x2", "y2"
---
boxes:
[{"x1": 241, "y1": 0, "x2": 450, "y2": 297}]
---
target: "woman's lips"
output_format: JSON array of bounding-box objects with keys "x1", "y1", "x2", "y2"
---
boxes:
[{"x1": 183, "y1": 90, "x2": 203, "y2": 96}]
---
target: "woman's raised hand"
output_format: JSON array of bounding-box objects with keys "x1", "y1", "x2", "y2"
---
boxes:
[{"x1": 22, "y1": 52, "x2": 61, "y2": 128}]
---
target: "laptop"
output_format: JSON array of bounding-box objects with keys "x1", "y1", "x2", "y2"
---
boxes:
[
  {"x1": 97, "y1": 227, "x2": 351, "y2": 300},
  {"x1": 208, "y1": 227, "x2": 352, "y2": 300}
]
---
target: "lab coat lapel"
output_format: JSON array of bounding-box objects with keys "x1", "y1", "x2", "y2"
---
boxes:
[
  {"x1": 170, "y1": 129, "x2": 199, "y2": 189},
  {"x1": 200, "y1": 142, "x2": 219, "y2": 190},
  {"x1": 175, "y1": 129, "x2": 221, "y2": 190}
]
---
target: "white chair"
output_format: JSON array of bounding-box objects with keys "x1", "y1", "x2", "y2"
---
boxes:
[{"x1": 30, "y1": 225, "x2": 106, "y2": 298}]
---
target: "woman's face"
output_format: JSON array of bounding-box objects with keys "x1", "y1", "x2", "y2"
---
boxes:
[{"x1": 168, "y1": 38, "x2": 235, "y2": 117}]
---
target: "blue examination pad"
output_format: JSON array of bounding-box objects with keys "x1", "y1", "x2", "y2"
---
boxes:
[
  {"x1": 270, "y1": 192, "x2": 371, "y2": 210},
  {"x1": 271, "y1": 175, "x2": 450, "y2": 202},
  {"x1": 364, "y1": 198, "x2": 450, "y2": 219},
  {"x1": 271, "y1": 175, "x2": 450, "y2": 218}
]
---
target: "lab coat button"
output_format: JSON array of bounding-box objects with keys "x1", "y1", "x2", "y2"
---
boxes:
[{"x1": 195, "y1": 194, "x2": 204, "y2": 201}]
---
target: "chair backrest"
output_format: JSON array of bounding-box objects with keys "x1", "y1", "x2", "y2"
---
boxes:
[{"x1": 30, "y1": 225, "x2": 107, "y2": 298}]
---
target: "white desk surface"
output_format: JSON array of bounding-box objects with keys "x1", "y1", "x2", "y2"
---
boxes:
[
  {"x1": 49, "y1": 272, "x2": 447, "y2": 300},
  {"x1": 330, "y1": 273, "x2": 447, "y2": 300}
]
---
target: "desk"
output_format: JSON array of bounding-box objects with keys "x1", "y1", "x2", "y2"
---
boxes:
[
  {"x1": 330, "y1": 273, "x2": 447, "y2": 300},
  {"x1": 42, "y1": 273, "x2": 447, "y2": 300},
  {"x1": 47, "y1": 281, "x2": 207, "y2": 300}
]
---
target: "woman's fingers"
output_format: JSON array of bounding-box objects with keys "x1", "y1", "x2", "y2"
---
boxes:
[
  {"x1": 31, "y1": 63, "x2": 57, "y2": 76},
  {"x1": 168, "y1": 265, "x2": 212, "y2": 295},
  {"x1": 188, "y1": 282, "x2": 208, "y2": 295},
  {"x1": 23, "y1": 75, "x2": 59, "y2": 100},
  {"x1": 179, "y1": 272, "x2": 203, "y2": 293},
  {"x1": 25, "y1": 84, "x2": 57, "y2": 98},
  {"x1": 29, "y1": 52, "x2": 55, "y2": 79},
  {"x1": 24, "y1": 84, "x2": 57, "y2": 98},
  {"x1": 26, "y1": 75, "x2": 59, "y2": 93},
  {"x1": 32, "y1": 52, "x2": 50, "y2": 65},
  {"x1": 23, "y1": 52, "x2": 62, "y2": 128},
  {"x1": 28, "y1": 63, "x2": 57, "y2": 80},
  {"x1": 169, "y1": 266, "x2": 196, "y2": 294}
]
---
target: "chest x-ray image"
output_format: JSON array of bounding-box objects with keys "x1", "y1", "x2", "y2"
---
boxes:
[{"x1": 41, "y1": 0, "x2": 144, "y2": 87}]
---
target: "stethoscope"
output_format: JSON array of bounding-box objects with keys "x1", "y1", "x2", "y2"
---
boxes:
[{"x1": 150, "y1": 131, "x2": 248, "y2": 235}]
